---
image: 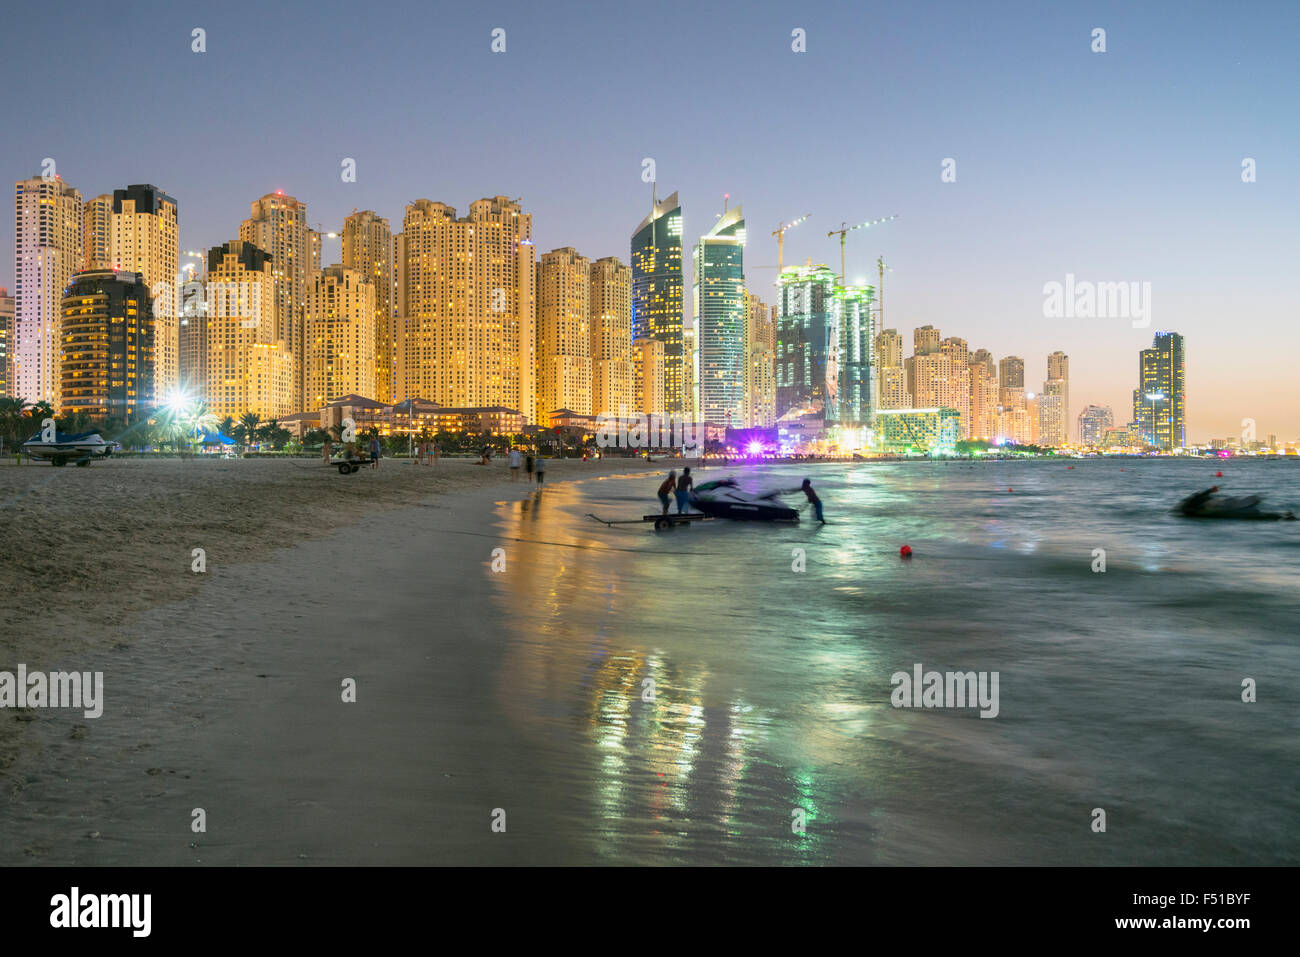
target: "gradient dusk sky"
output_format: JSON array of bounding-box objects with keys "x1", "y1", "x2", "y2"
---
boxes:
[{"x1": 4, "y1": 0, "x2": 1297, "y2": 441}]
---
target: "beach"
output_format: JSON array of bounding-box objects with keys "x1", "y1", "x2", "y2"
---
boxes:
[{"x1": 1, "y1": 455, "x2": 1297, "y2": 865}]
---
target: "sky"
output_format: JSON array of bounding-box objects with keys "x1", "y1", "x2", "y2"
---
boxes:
[{"x1": 3, "y1": 0, "x2": 1297, "y2": 441}]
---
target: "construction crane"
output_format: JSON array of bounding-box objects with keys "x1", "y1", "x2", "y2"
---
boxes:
[
  {"x1": 827, "y1": 214, "x2": 898, "y2": 288},
  {"x1": 771, "y1": 215, "x2": 811, "y2": 277},
  {"x1": 876, "y1": 255, "x2": 893, "y2": 329}
]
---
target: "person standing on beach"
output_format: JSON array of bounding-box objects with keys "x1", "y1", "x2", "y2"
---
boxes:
[
  {"x1": 525, "y1": 451, "x2": 535, "y2": 481},
  {"x1": 535, "y1": 454, "x2": 546, "y2": 485},
  {"x1": 658, "y1": 470, "x2": 677, "y2": 515},
  {"x1": 322, "y1": 436, "x2": 332, "y2": 463},
  {"x1": 675, "y1": 467, "x2": 694, "y2": 514},
  {"x1": 508, "y1": 446, "x2": 521, "y2": 480},
  {"x1": 369, "y1": 435, "x2": 381, "y2": 469}
]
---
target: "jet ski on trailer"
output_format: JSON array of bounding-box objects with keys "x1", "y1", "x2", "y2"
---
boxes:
[
  {"x1": 690, "y1": 478, "x2": 800, "y2": 522},
  {"x1": 21, "y1": 430, "x2": 118, "y2": 466}
]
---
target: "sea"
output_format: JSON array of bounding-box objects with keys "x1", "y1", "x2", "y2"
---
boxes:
[{"x1": 486, "y1": 457, "x2": 1300, "y2": 864}]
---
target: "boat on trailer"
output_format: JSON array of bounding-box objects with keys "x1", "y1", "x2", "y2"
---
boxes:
[
  {"x1": 21, "y1": 430, "x2": 118, "y2": 466},
  {"x1": 690, "y1": 478, "x2": 800, "y2": 522}
]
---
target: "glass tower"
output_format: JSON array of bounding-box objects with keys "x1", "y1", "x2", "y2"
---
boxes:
[
  {"x1": 631, "y1": 190, "x2": 685, "y2": 415},
  {"x1": 693, "y1": 205, "x2": 746, "y2": 426},
  {"x1": 1132, "y1": 331, "x2": 1186, "y2": 449}
]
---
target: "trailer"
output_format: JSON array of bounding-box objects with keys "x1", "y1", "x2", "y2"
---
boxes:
[
  {"x1": 329, "y1": 454, "x2": 375, "y2": 474},
  {"x1": 587, "y1": 512, "x2": 710, "y2": 531}
]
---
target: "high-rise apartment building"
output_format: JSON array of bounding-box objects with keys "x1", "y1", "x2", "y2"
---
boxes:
[
  {"x1": 589, "y1": 256, "x2": 634, "y2": 418},
  {"x1": 745, "y1": 292, "x2": 776, "y2": 427},
  {"x1": 874, "y1": 328, "x2": 908, "y2": 410},
  {"x1": 939, "y1": 337, "x2": 972, "y2": 436},
  {"x1": 1039, "y1": 350, "x2": 1069, "y2": 444},
  {"x1": 968, "y1": 357, "x2": 999, "y2": 441},
  {"x1": 110, "y1": 185, "x2": 178, "y2": 401},
  {"x1": 633, "y1": 336, "x2": 665, "y2": 415},
  {"x1": 998, "y1": 355, "x2": 1026, "y2": 409},
  {"x1": 693, "y1": 205, "x2": 747, "y2": 426},
  {"x1": 201, "y1": 240, "x2": 290, "y2": 419},
  {"x1": 305, "y1": 266, "x2": 376, "y2": 408},
  {"x1": 240, "y1": 191, "x2": 308, "y2": 407},
  {"x1": 0, "y1": 287, "x2": 13, "y2": 398},
  {"x1": 1132, "y1": 331, "x2": 1185, "y2": 449},
  {"x1": 14, "y1": 176, "x2": 83, "y2": 406},
  {"x1": 631, "y1": 189, "x2": 685, "y2": 415},
  {"x1": 82, "y1": 194, "x2": 112, "y2": 270},
  {"x1": 59, "y1": 269, "x2": 155, "y2": 422},
  {"x1": 342, "y1": 211, "x2": 395, "y2": 402},
  {"x1": 536, "y1": 247, "x2": 592, "y2": 417},
  {"x1": 1077, "y1": 404, "x2": 1114, "y2": 446},
  {"x1": 396, "y1": 197, "x2": 536, "y2": 418},
  {"x1": 914, "y1": 324, "x2": 941, "y2": 356}
]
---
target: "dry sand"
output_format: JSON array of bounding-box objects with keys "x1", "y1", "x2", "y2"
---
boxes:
[{"x1": 0, "y1": 453, "x2": 659, "y2": 810}]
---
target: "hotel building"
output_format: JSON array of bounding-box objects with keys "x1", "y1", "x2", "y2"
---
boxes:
[
  {"x1": 1132, "y1": 331, "x2": 1186, "y2": 449},
  {"x1": 110, "y1": 185, "x2": 178, "y2": 400},
  {"x1": 536, "y1": 247, "x2": 592, "y2": 417}
]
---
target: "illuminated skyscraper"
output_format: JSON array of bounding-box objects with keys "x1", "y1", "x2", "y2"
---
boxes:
[
  {"x1": 998, "y1": 355, "x2": 1025, "y2": 409},
  {"x1": 396, "y1": 197, "x2": 536, "y2": 418},
  {"x1": 536, "y1": 247, "x2": 592, "y2": 417},
  {"x1": 775, "y1": 263, "x2": 836, "y2": 418},
  {"x1": 14, "y1": 175, "x2": 83, "y2": 406},
  {"x1": 633, "y1": 336, "x2": 664, "y2": 415},
  {"x1": 82, "y1": 194, "x2": 112, "y2": 270},
  {"x1": 1041, "y1": 350, "x2": 1069, "y2": 444},
  {"x1": 342, "y1": 211, "x2": 395, "y2": 402},
  {"x1": 693, "y1": 205, "x2": 747, "y2": 426},
  {"x1": 1077, "y1": 404, "x2": 1114, "y2": 446},
  {"x1": 589, "y1": 256, "x2": 634, "y2": 418},
  {"x1": 831, "y1": 284, "x2": 875, "y2": 426},
  {"x1": 306, "y1": 266, "x2": 376, "y2": 407},
  {"x1": 59, "y1": 270, "x2": 155, "y2": 422},
  {"x1": 914, "y1": 325, "x2": 940, "y2": 356},
  {"x1": 631, "y1": 189, "x2": 685, "y2": 414},
  {"x1": 241, "y1": 191, "x2": 309, "y2": 406},
  {"x1": 110, "y1": 185, "x2": 178, "y2": 401},
  {"x1": 939, "y1": 337, "x2": 971, "y2": 436},
  {"x1": 968, "y1": 355, "x2": 999, "y2": 441},
  {"x1": 1132, "y1": 331, "x2": 1185, "y2": 449},
  {"x1": 744, "y1": 292, "x2": 776, "y2": 427},
  {"x1": 874, "y1": 328, "x2": 908, "y2": 410},
  {"x1": 201, "y1": 240, "x2": 290, "y2": 419}
]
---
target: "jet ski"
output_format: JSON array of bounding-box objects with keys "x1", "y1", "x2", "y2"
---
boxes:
[
  {"x1": 1175, "y1": 487, "x2": 1296, "y2": 521},
  {"x1": 690, "y1": 478, "x2": 800, "y2": 522},
  {"x1": 21, "y1": 430, "x2": 118, "y2": 466}
]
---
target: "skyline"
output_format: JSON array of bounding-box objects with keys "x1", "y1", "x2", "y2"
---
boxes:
[{"x1": 3, "y1": 0, "x2": 1298, "y2": 440}]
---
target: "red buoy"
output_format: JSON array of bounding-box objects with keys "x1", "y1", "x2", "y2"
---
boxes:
[
  {"x1": 1215, "y1": 471, "x2": 1223, "y2": 477},
  {"x1": 1008, "y1": 487, "x2": 1013, "y2": 492},
  {"x1": 899, "y1": 545, "x2": 913, "y2": 559},
  {"x1": 1067, "y1": 465, "x2": 1074, "y2": 469}
]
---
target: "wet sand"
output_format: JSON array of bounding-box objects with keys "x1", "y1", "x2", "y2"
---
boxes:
[{"x1": 0, "y1": 454, "x2": 656, "y2": 839}]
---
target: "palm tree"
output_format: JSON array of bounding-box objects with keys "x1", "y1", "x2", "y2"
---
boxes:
[
  {"x1": 237, "y1": 411, "x2": 261, "y2": 450},
  {"x1": 183, "y1": 402, "x2": 219, "y2": 452},
  {"x1": 0, "y1": 396, "x2": 32, "y2": 452}
]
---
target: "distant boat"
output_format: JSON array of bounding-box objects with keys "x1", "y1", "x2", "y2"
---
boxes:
[
  {"x1": 21, "y1": 430, "x2": 118, "y2": 466},
  {"x1": 691, "y1": 478, "x2": 799, "y2": 522}
]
